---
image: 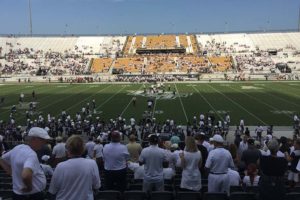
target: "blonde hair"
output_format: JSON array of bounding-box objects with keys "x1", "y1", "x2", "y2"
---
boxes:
[
  {"x1": 66, "y1": 135, "x2": 85, "y2": 156},
  {"x1": 185, "y1": 136, "x2": 198, "y2": 152}
]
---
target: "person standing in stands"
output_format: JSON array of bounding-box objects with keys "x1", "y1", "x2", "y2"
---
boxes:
[
  {"x1": 205, "y1": 134, "x2": 235, "y2": 194},
  {"x1": 93, "y1": 137, "x2": 104, "y2": 172},
  {"x1": 103, "y1": 131, "x2": 129, "y2": 192},
  {"x1": 259, "y1": 139, "x2": 288, "y2": 200},
  {"x1": 179, "y1": 136, "x2": 202, "y2": 191},
  {"x1": 49, "y1": 135, "x2": 101, "y2": 200},
  {"x1": 139, "y1": 134, "x2": 167, "y2": 193},
  {"x1": 52, "y1": 136, "x2": 66, "y2": 167},
  {"x1": 127, "y1": 134, "x2": 142, "y2": 163},
  {"x1": 0, "y1": 127, "x2": 50, "y2": 200},
  {"x1": 85, "y1": 137, "x2": 96, "y2": 159}
]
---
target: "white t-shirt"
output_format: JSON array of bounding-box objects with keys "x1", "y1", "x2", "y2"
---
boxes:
[
  {"x1": 85, "y1": 141, "x2": 96, "y2": 159},
  {"x1": 139, "y1": 145, "x2": 166, "y2": 182},
  {"x1": 49, "y1": 158, "x2": 101, "y2": 200},
  {"x1": 243, "y1": 175, "x2": 260, "y2": 186},
  {"x1": 52, "y1": 143, "x2": 66, "y2": 158},
  {"x1": 2, "y1": 144, "x2": 46, "y2": 195},
  {"x1": 103, "y1": 142, "x2": 129, "y2": 170},
  {"x1": 205, "y1": 148, "x2": 235, "y2": 174},
  {"x1": 40, "y1": 164, "x2": 54, "y2": 176},
  {"x1": 93, "y1": 144, "x2": 103, "y2": 158},
  {"x1": 228, "y1": 168, "x2": 241, "y2": 186},
  {"x1": 297, "y1": 160, "x2": 300, "y2": 172},
  {"x1": 163, "y1": 168, "x2": 175, "y2": 180},
  {"x1": 128, "y1": 162, "x2": 145, "y2": 180}
]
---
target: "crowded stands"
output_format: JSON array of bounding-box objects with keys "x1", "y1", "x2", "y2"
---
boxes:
[{"x1": 0, "y1": 86, "x2": 300, "y2": 199}]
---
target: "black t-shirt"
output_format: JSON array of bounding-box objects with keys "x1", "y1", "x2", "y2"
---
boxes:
[
  {"x1": 241, "y1": 148, "x2": 261, "y2": 166},
  {"x1": 260, "y1": 155, "x2": 287, "y2": 176},
  {"x1": 290, "y1": 150, "x2": 300, "y2": 172},
  {"x1": 197, "y1": 144, "x2": 208, "y2": 169}
]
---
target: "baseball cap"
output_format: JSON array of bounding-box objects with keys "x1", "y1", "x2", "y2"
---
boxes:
[
  {"x1": 212, "y1": 134, "x2": 224, "y2": 143},
  {"x1": 28, "y1": 127, "x2": 51, "y2": 140},
  {"x1": 171, "y1": 143, "x2": 178, "y2": 149},
  {"x1": 41, "y1": 155, "x2": 50, "y2": 162}
]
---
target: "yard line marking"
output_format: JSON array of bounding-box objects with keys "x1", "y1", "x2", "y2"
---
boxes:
[
  {"x1": 120, "y1": 85, "x2": 143, "y2": 117},
  {"x1": 174, "y1": 83, "x2": 189, "y2": 122},
  {"x1": 192, "y1": 86, "x2": 223, "y2": 120},
  {"x1": 95, "y1": 85, "x2": 127, "y2": 111},
  {"x1": 207, "y1": 84, "x2": 267, "y2": 125},
  {"x1": 151, "y1": 96, "x2": 158, "y2": 119},
  {"x1": 60, "y1": 84, "x2": 112, "y2": 115},
  {"x1": 228, "y1": 85, "x2": 292, "y2": 119}
]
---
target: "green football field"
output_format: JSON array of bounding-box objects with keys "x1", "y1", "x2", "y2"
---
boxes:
[{"x1": 0, "y1": 81, "x2": 299, "y2": 126}]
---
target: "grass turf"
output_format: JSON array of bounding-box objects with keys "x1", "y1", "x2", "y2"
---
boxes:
[{"x1": 0, "y1": 82, "x2": 299, "y2": 126}]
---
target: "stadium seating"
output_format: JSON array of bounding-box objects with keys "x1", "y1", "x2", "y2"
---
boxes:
[
  {"x1": 91, "y1": 58, "x2": 113, "y2": 73},
  {"x1": 113, "y1": 57, "x2": 144, "y2": 74}
]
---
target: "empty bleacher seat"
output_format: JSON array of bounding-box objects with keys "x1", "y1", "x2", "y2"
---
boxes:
[
  {"x1": 95, "y1": 190, "x2": 121, "y2": 200},
  {"x1": 203, "y1": 192, "x2": 228, "y2": 200},
  {"x1": 149, "y1": 191, "x2": 174, "y2": 200},
  {"x1": 229, "y1": 192, "x2": 256, "y2": 200},
  {"x1": 124, "y1": 191, "x2": 147, "y2": 200},
  {"x1": 176, "y1": 191, "x2": 201, "y2": 200}
]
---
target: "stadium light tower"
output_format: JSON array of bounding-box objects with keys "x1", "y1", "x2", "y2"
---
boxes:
[{"x1": 28, "y1": 0, "x2": 33, "y2": 36}]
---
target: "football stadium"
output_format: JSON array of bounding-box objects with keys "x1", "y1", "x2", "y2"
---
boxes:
[{"x1": 0, "y1": 0, "x2": 300, "y2": 200}]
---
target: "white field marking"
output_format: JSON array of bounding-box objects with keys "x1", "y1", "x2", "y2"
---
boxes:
[
  {"x1": 271, "y1": 110, "x2": 295, "y2": 115},
  {"x1": 56, "y1": 85, "x2": 67, "y2": 88},
  {"x1": 186, "y1": 84, "x2": 198, "y2": 87},
  {"x1": 257, "y1": 84, "x2": 300, "y2": 107},
  {"x1": 206, "y1": 84, "x2": 267, "y2": 125},
  {"x1": 289, "y1": 84, "x2": 300, "y2": 86},
  {"x1": 219, "y1": 84, "x2": 231, "y2": 87},
  {"x1": 25, "y1": 86, "x2": 34, "y2": 88},
  {"x1": 88, "y1": 85, "x2": 99, "y2": 88},
  {"x1": 253, "y1": 84, "x2": 265, "y2": 86},
  {"x1": 154, "y1": 110, "x2": 164, "y2": 114},
  {"x1": 152, "y1": 95, "x2": 158, "y2": 119},
  {"x1": 120, "y1": 85, "x2": 144, "y2": 117},
  {"x1": 174, "y1": 83, "x2": 188, "y2": 122},
  {"x1": 229, "y1": 85, "x2": 292, "y2": 118},
  {"x1": 63, "y1": 85, "x2": 112, "y2": 113},
  {"x1": 95, "y1": 85, "x2": 127, "y2": 110},
  {"x1": 241, "y1": 86, "x2": 262, "y2": 90},
  {"x1": 208, "y1": 110, "x2": 229, "y2": 114},
  {"x1": 15, "y1": 85, "x2": 87, "y2": 120},
  {"x1": 192, "y1": 86, "x2": 223, "y2": 120}
]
